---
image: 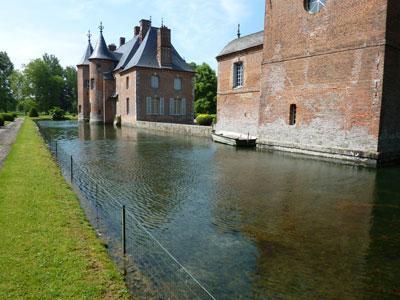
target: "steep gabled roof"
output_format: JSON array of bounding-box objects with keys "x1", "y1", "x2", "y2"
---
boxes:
[
  {"x1": 77, "y1": 40, "x2": 93, "y2": 66},
  {"x1": 89, "y1": 31, "x2": 117, "y2": 61},
  {"x1": 121, "y1": 27, "x2": 194, "y2": 73},
  {"x1": 217, "y1": 31, "x2": 264, "y2": 59},
  {"x1": 114, "y1": 36, "x2": 141, "y2": 71}
]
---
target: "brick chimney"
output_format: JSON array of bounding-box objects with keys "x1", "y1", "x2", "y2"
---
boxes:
[
  {"x1": 108, "y1": 44, "x2": 117, "y2": 52},
  {"x1": 119, "y1": 37, "x2": 126, "y2": 47},
  {"x1": 157, "y1": 26, "x2": 172, "y2": 67},
  {"x1": 139, "y1": 19, "x2": 151, "y2": 40},
  {"x1": 134, "y1": 26, "x2": 140, "y2": 37}
]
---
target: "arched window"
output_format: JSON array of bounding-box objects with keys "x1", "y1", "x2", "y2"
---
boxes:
[{"x1": 305, "y1": 0, "x2": 326, "y2": 14}]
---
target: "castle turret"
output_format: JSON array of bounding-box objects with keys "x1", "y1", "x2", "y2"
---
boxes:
[
  {"x1": 88, "y1": 22, "x2": 117, "y2": 124},
  {"x1": 77, "y1": 30, "x2": 93, "y2": 122}
]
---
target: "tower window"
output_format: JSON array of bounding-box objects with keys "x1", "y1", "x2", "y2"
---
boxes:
[
  {"x1": 78, "y1": 105, "x2": 82, "y2": 113},
  {"x1": 305, "y1": 0, "x2": 326, "y2": 14},
  {"x1": 90, "y1": 79, "x2": 95, "y2": 90},
  {"x1": 126, "y1": 98, "x2": 130, "y2": 115},
  {"x1": 233, "y1": 62, "x2": 244, "y2": 88},
  {"x1": 126, "y1": 77, "x2": 129, "y2": 89},
  {"x1": 289, "y1": 104, "x2": 297, "y2": 126},
  {"x1": 151, "y1": 75, "x2": 159, "y2": 89}
]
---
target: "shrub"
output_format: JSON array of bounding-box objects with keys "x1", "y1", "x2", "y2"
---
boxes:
[
  {"x1": 1, "y1": 113, "x2": 15, "y2": 122},
  {"x1": 11, "y1": 112, "x2": 17, "y2": 118},
  {"x1": 49, "y1": 107, "x2": 66, "y2": 121},
  {"x1": 18, "y1": 99, "x2": 38, "y2": 115},
  {"x1": 196, "y1": 114, "x2": 214, "y2": 126},
  {"x1": 0, "y1": 115, "x2": 4, "y2": 127},
  {"x1": 29, "y1": 107, "x2": 39, "y2": 117}
]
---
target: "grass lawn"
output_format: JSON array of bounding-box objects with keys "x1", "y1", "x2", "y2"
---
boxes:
[{"x1": 0, "y1": 118, "x2": 130, "y2": 299}]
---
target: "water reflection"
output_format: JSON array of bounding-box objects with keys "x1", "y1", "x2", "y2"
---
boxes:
[{"x1": 38, "y1": 120, "x2": 400, "y2": 299}]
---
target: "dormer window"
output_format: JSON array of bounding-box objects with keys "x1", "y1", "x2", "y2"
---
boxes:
[
  {"x1": 151, "y1": 75, "x2": 159, "y2": 89},
  {"x1": 305, "y1": 0, "x2": 326, "y2": 14},
  {"x1": 233, "y1": 62, "x2": 244, "y2": 88}
]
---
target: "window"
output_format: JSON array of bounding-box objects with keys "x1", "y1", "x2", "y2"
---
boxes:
[
  {"x1": 126, "y1": 77, "x2": 129, "y2": 89},
  {"x1": 305, "y1": 0, "x2": 326, "y2": 14},
  {"x1": 233, "y1": 62, "x2": 244, "y2": 88},
  {"x1": 169, "y1": 98, "x2": 186, "y2": 116},
  {"x1": 151, "y1": 75, "x2": 159, "y2": 89},
  {"x1": 289, "y1": 104, "x2": 297, "y2": 126},
  {"x1": 90, "y1": 79, "x2": 95, "y2": 90},
  {"x1": 174, "y1": 78, "x2": 182, "y2": 91},
  {"x1": 146, "y1": 97, "x2": 164, "y2": 115},
  {"x1": 85, "y1": 80, "x2": 89, "y2": 89},
  {"x1": 78, "y1": 105, "x2": 82, "y2": 113},
  {"x1": 126, "y1": 98, "x2": 130, "y2": 115}
]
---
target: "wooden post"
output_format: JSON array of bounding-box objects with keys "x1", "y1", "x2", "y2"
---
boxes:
[
  {"x1": 70, "y1": 156, "x2": 73, "y2": 183},
  {"x1": 122, "y1": 205, "x2": 126, "y2": 255},
  {"x1": 55, "y1": 141, "x2": 58, "y2": 159}
]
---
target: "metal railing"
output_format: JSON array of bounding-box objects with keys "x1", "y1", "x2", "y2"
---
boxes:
[{"x1": 37, "y1": 123, "x2": 215, "y2": 300}]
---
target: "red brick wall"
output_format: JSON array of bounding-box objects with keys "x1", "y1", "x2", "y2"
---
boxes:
[
  {"x1": 216, "y1": 47, "x2": 263, "y2": 136},
  {"x1": 77, "y1": 65, "x2": 90, "y2": 121},
  {"x1": 258, "y1": 0, "x2": 388, "y2": 156},
  {"x1": 115, "y1": 71, "x2": 138, "y2": 125},
  {"x1": 89, "y1": 60, "x2": 116, "y2": 123},
  {"x1": 134, "y1": 68, "x2": 194, "y2": 124}
]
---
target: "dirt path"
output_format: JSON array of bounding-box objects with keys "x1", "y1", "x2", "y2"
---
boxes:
[{"x1": 0, "y1": 118, "x2": 24, "y2": 168}]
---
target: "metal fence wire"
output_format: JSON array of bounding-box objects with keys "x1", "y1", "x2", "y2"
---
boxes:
[{"x1": 37, "y1": 123, "x2": 216, "y2": 300}]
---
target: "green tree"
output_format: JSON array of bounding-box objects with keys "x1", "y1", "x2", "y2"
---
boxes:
[
  {"x1": 24, "y1": 54, "x2": 64, "y2": 112},
  {"x1": 190, "y1": 62, "x2": 217, "y2": 115},
  {"x1": 0, "y1": 51, "x2": 15, "y2": 112},
  {"x1": 63, "y1": 66, "x2": 77, "y2": 113}
]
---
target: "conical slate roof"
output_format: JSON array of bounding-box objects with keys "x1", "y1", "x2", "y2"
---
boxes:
[
  {"x1": 89, "y1": 26, "x2": 117, "y2": 61},
  {"x1": 77, "y1": 40, "x2": 93, "y2": 66}
]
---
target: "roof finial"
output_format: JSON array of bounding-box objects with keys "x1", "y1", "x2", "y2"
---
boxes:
[
  {"x1": 161, "y1": 17, "x2": 164, "y2": 27},
  {"x1": 150, "y1": 16, "x2": 152, "y2": 22},
  {"x1": 237, "y1": 24, "x2": 241, "y2": 39},
  {"x1": 99, "y1": 22, "x2": 104, "y2": 33},
  {"x1": 87, "y1": 29, "x2": 92, "y2": 42}
]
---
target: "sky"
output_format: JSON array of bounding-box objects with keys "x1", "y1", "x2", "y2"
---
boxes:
[{"x1": 0, "y1": 0, "x2": 265, "y2": 70}]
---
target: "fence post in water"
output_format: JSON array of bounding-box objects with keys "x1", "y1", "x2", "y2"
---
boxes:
[
  {"x1": 122, "y1": 205, "x2": 126, "y2": 255},
  {"x1": 55, "y1": 141, "x2": 58, "y2": 159},
  {"x1": 70, "y1": 155, "x2": 73, "y2": 183}
]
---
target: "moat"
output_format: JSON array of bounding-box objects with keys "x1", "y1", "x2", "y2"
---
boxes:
[{"x1": 39, "y1": 120, "x2": 400, "y2": 299}]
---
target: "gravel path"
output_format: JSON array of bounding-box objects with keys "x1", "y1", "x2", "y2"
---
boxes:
[{"x1": 0, "y1": 118, "x2": 24, "y2": 168}]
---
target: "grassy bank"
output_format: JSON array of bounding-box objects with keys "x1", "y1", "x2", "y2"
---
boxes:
[{"x1": 0, "y1": 118, "x2": 129, "y2": 299}]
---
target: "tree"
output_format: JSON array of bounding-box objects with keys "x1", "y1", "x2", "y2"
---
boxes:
[
  {"x1": 24, "y1": 54, "x2": 64, "y2": 112},
  {"x1": 190, "y1": 62, "x2": 217, "y2": 115},
  {"x1": 63, "y1": 66, "x2": 77, "y2": 113},
  {"x1": 0, "y1": 51, "x2": 15, "y2": 112}
]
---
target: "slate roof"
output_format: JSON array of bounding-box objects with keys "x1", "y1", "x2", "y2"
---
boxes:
[
  {"x1": 121, "y1": 27, "x2": 194, "y2": 73},
  {"x1": 79, "y1": 26, "x2": 194, "y2": 73},
  {"x1": 77, "y1": 41, "x2": 93, "y2": 66},
  {"x1": 89, "y1": 31, "x2": 118, "y2": 61},
  {"x1": 217, "y1": 31, "x2": 264, "y2": 59}
]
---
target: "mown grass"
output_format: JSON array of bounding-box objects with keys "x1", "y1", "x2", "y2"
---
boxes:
[{"x1": 0, "y1": 118, "x2": 130, "y2": 299}]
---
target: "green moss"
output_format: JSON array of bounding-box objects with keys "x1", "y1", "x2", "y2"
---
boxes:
[{"x1": 0, "y1": 119, "x2": 130, "y2": 299}]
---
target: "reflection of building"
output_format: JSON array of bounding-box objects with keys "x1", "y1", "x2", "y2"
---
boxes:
[
  {"x1": 77, "y1": 20, "x2": 195, "y2": 126},
  {"x1": 217, "y1": 1, "x2": 400, "y2": 166}
]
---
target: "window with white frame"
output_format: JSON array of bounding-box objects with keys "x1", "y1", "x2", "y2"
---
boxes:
[
  {"x1": 233, "y1": 62, "x2": 244, "y2": 88},
  {"x1": 146, "y1": 97, "x2": 164, "y2": 115},
  {"x1": 174, "y1": 77, "x2": 182, "y2": 91},
  {"x1": 151, "y1": 75, "x2": 159, "y2": 89},
  {"x1": 169, "y1": 98, "x2": 186, "y2": 116}
]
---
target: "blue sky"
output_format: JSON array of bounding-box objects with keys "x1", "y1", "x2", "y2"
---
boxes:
[{"x1": 0, "y1": 0, "x2": 265, "y2": 70}]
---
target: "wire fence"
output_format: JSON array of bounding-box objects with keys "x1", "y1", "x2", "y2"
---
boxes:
[{"x1": 37, "y1": 123, "x2": 216, "y2": 300}]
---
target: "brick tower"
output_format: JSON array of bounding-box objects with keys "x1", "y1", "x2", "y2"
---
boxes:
[
  {"x1": 77, "y1": 31, "x2": 93, "y2": 121},
  {"x1": 88, "y1": 23, "x2": 117, "y2": 124}
]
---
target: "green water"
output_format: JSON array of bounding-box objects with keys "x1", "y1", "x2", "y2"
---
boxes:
[{"x1": 39, "y1": 121, "x2": 400, "y2": 299}]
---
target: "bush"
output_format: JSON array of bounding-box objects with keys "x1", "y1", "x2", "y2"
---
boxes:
[
  {"x1": 11, "y1": 112, "x2": 17, "y2": 118},
  {"x1": 49, "y1": 107, "x2": 66, "y2": 121},
  {"x1": 29, "y1": 107, "x2": 39, "y2": 117},
  {"x1": 18, "y1": 99, "x2": 38, "y2": 115},
  {"x1": 0, "y1": 115, "x2": 4, "y2": 127},
  {"x1": 196, "y1": 114, "x2": 214, "y2": 126},
  {"x1": 1, "y1": 113, "x2": 15, "y2": 122}
]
